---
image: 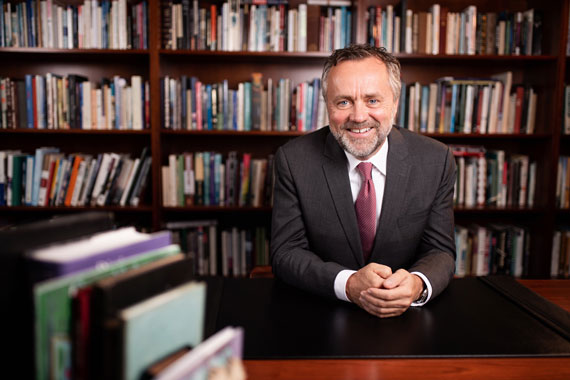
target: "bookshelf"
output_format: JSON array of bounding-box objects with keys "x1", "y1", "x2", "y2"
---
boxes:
[{"x1": 1, "y1": 0, "x2": 569, "y2": 278}]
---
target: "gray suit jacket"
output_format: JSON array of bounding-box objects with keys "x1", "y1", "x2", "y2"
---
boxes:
[{"x1": 270, "y1": 126, "x2": 456, "y2": 300}]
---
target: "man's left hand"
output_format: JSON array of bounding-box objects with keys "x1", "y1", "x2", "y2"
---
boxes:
[{"x1": 358, "y1": 269, "x2": 424, "y2": 318}]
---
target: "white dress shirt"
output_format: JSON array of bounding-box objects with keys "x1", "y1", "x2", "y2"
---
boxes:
[{"x1": 332, "y1": 139, "x2": 433, "y2": 306}]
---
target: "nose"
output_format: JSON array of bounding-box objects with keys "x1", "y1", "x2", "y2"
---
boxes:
[{"x1": 349, "y1": 101, "x2": 367, "y2": 123}]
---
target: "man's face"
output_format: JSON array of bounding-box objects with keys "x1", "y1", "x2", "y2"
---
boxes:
[{"x1": 325, "y1": 57, "x2": 398, "y2": 160}]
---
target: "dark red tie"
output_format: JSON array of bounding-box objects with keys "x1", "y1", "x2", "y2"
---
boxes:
[{"x1": 355, "y1": 162, "x2": 376, "y2": 262}]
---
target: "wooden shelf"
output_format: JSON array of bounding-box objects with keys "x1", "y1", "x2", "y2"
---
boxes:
[
  {"x1": 161, "y1": 129, "x2": 304, "y2": 137},
  {"x1": 454, "y1": 205, "x2": 546, "y2": 213},
  {"x1": 0, "y1": 47, "x2": 149, "y2": 55},
  {"x1": 163, "y1": 206, "x2": 272, "y2": 212},
  {"x1": 396, "y1": 53, "x2": 558, "y2": 62},
  {"x1": 423, "y1": 133, "x2": 551, "y2": 139},
  {"x1": 0, "y1": 129, "x2": 151, "y2": 135},
  {"x1": 0, "y1": 205, "x2": 153, "y2": 212},
  {"x1": 159, "y1": 49, "x2": 330, "y2": 59}
]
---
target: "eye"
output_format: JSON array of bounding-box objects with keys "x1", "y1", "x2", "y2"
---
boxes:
[
  {"x1": 337, "y1": 100, "x2": 349, "y2": 107},
  {"x1": 368, "y1": 99, "x2": 379, "y2": 105}
]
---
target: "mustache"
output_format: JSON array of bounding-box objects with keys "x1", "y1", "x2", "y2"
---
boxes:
[{"x1": 341, "y1": 121, "x2": 382, "y2": 130}]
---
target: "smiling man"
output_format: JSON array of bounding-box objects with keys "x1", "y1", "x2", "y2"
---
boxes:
[{"x1": 270, "y1": 44, "x2": 457, "y2": 318}]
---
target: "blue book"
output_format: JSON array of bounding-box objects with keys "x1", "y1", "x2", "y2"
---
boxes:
[
  {"x1": 121, "y1": 281, "x2": 206, "y2": 380},
  {"x1": 306, "y1": 84, "x2": 313, "y2": 132},
  {"x1": 244, "y1": 82, "x2": 251, "y2": 131},
  {"x1": 420, "y1": 85, "x2": 429, "y2": 132},
  {"x1": 0, "y1": 0, "x2": 5, "y2": 47},
  {"x1": 202, "y1": 151, "x2": 210, "y2": 205},
  {"x1": 210, "y1": 153, "x2": 216, "y2": 205},
  {"x1": 450, "y1": 84, "x2": 458, "y2": 133},
  {"x1": 26, "y1": 0, "x2": 35, "y2": 46},
  {"x1": 346, "y1": 10, "x2": 352, "y2": 46},
  {"x1": 398, "y1": 82, "x2": 407, "y2": 127},
  {"x1": 206, "y1": 85, "x2": 213, "y2": 130},
  {"x1": 214, "y1": 153, "x2": 222, "y2": 205},
  {"x1": 223, "y1": 80, "x2": 229, "y2": 130},
  {"x1": 311, "y1": 78, "x2": 320, "y2": 130},
  {"x1": 232, "y1": 90, "x2": 238, "y2": 130},
  {"x1": 340, "y1": 7, "x2": 347, "y2": 48},
  {"x1": 114, "y1": 77, "x2": 122, "y2": 129},
  {"x1": 25, "y1": 75, "x2": 34, "y2": 128}
]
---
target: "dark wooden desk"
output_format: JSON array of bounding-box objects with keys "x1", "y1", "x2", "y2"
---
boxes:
[{"x1": 243, "y1": 280, "x2": 570, "y2": 380}]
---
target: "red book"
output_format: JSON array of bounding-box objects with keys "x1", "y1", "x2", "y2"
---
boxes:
[
  {"x1": 210, "y1": 5, "x2": 217, "y2": 50},
  {"x1": 32, "y1": 76, "x2": 38, "y2": 129}
]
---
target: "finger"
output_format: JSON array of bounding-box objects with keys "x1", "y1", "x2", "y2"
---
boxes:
[
  {"x1": 360, "y1": 289, "x2": 410, "y2": 309},
  {"x1": 383, "y1": 269, "x2": 410, "y2": 289},
  {"x1": 369, "y1": 263, "x2": 392, "y2": 279},
  {"x1": 360, "y1": 301, "x2": 406, "y2": 318}
]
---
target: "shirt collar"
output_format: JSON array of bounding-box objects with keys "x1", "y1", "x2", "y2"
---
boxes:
[{"x1": 345, "y1": 139, "x2": 388, "y2": 176}]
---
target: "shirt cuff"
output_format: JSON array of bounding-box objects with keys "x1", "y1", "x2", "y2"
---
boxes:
[
  {"x1": 334, "y1": 269, "x2": 357, "y2": 302},
  {"x1": 410, "y1": 271, "x2": 432, "y2": 307}
]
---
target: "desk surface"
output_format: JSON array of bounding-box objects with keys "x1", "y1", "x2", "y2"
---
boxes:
[{"x1": 236, "y1": 279, "x2": 570, "y2": 380}]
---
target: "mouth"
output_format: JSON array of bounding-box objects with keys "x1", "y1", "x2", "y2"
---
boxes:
[{"x1": 345, "y1": 127, "x2": 374, "y2": 135}]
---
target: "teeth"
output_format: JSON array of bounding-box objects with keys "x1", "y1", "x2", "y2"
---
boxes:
[{"x1": 350, "y1": 128, "x2": 371, "y2": 134}]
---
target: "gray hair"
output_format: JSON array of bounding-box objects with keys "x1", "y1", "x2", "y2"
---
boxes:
[{"x1": 321, "y1": 44, "x2": 402, "y2": 102}]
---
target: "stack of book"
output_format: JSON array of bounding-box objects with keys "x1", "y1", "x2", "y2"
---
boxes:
[
  {"x1": 0, "y1": 147, "x2": 151, "y2": 207},
  {"x1": 367, "y1": 3, "x2": 542, "y2": 56},
  {"x1": 0, "y1": 0, "x2": 148, "y2": 49},
  {"x1": 451, "y1": 145, "x2": 536, "y2": 209},
  {"x1": 161, "y1": 151, "x2": 274, "y2": 209},
  {"x1": 3, "y1": 212, "x2": 243, "y2": 380},
  {"x1": 397, "y1": 72, "x2": 537, "y2": 135},
  {"x1": 161, "y1": 73, "x2": 327, "y2": 132},
  {"x1": 167, "y1": 220, "x2": 270, "y2": 277},
  {"x1": 455, "y1": 224, "x2": 530, "y2": 277},
  {"x1": 551, "y1": 228, "x2": 570, "y2": 278},
  {"x1": 0, "y1": 74, "x2": 150, "y2": 130}
]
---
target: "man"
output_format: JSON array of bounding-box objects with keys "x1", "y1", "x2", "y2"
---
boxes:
[{"x1": 270, "y1": 44, "x2": 456, "y2": 318}]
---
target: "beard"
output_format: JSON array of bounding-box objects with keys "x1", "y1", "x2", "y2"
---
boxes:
[{"x1": 330, "y1": 116, "x2": 394, "y2": 160}]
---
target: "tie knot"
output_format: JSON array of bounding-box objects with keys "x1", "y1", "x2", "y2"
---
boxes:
[{"x1": 357, "y1": 162, "x2": 373, "y2": 181}]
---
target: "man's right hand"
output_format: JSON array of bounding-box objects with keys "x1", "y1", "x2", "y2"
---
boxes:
[{"x1": 346, "y1": 263, "x2": 392, "y2": 305}]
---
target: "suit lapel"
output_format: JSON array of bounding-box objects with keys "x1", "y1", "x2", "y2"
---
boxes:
[
  {"x1": 370, "y1": 127, "x2": 411, "y2": 262},
  {"x1": 322, "y1": 132, "x2": 364, "y2": 267}
]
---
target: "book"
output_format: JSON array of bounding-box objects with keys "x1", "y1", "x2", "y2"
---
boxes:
[
  {"x1": 34, "y1": 244, "x2": 181, "y2": 380},
  {"x1": 154, "y1": 326, "x2": 244, "y2": 380},
  {"x1": 87, "y1": 254, "x2": 195, "y2": 380},
  {"x1": 119, "y1": 281, "x2": 206, "y2": 380},
  {"x1": 28, "y1": 228, "x2": 172, "y2": 281}
]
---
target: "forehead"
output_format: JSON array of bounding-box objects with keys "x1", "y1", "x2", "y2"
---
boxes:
[{"x1": 327, "y1": 57, "x2": 392, "y2": 96}]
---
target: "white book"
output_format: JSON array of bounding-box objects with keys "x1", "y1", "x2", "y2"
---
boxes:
[
  {"x1": 131, "y1": 76, "x2": 143, "y2": 130},
  {"x1": 386, "y1": 5, "x2": 394, "y2": 52},
  {"x1": 445, "y1": 12, "x2": 454, "y2": 54},
  {"x1": 475, "y1": 226, "x2": 489, "y2": 276},
  {"x1": 89, "y1": 153, "x2": 113, "y2": 205},
  {"x1": 394, "y1": 16, "x2": 400, "y2": 54},
  {"x1": 82, "y1": 81, "x2": 92, "y2": 129},
  {"x1": 465, "y1": 158, "x2": 475, "y2": 207},
  {"x1": 237, "y1": 83, "x2": 244, "y2": 131},
  {"x1": 464, "y1": 5, "x2": 476, "y2": 55},
  {"x1": 497, "y1": 150, "x2": 506, "y2": 207},
  {"x1": 155, "y1": 326, "x2": 243, "y2": 380},
  {"x1": 298, "y1": 4, "x2": 307, "y2": 52},
  {"x1": 430, "y1": 4, "x2": 439, "y2": 55},
  {"x1": 487, "y1": 81, "x2": 502, "y2": 133},
  {"x1": 120, "y1": 158, "x2": 141, "y2": 206},
  {"x1": 118, "y1": 0, "x2": 127, "y2": 49},
  {"x1": 518, "y1": 155, "x2": 529, "y2": 207},
  {"x1": 479, "y1": 85, "x2": 491, "y2": 133},
  {"x1": 491, "y1": 71, "x2": 512, "y2": 133},
  {"x1": 70, "y1": 159, "x2": 89, "y2": 206},
  {"x1": 334, "y1": 8, "x2": 342, "y2": 50},
  {"x1": 477, "y1": 155, "x2": 486, "y2": 206},
  {"x1": 405, "y1": 9, "x2": 413, "y2": 53},
  {"x1": 249, "y1": 5, "x2": 257, "y2": 52},
  {"x1": 25, "y1": 155, "x2": 35, "y2": 205}
]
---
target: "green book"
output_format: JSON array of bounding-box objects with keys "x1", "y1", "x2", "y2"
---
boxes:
[
  {"x1": 34, "y1": 244, "x2": 181, "y2": 380},
  {"x1": 120, "y1": 281, "x2": 206, "y2": 380}
]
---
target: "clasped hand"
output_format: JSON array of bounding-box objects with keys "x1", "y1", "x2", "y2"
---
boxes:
[{"x1": 346, "y1": 263, "x2": 424, "y2": 318}]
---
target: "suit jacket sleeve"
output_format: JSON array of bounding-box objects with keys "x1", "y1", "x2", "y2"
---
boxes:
[
  {"x1": 270, "y1": 146, "x2": 346, "y2": 300},
  {"x1": 408, "y1": 146, "x2": 456, "y2": 299}
]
